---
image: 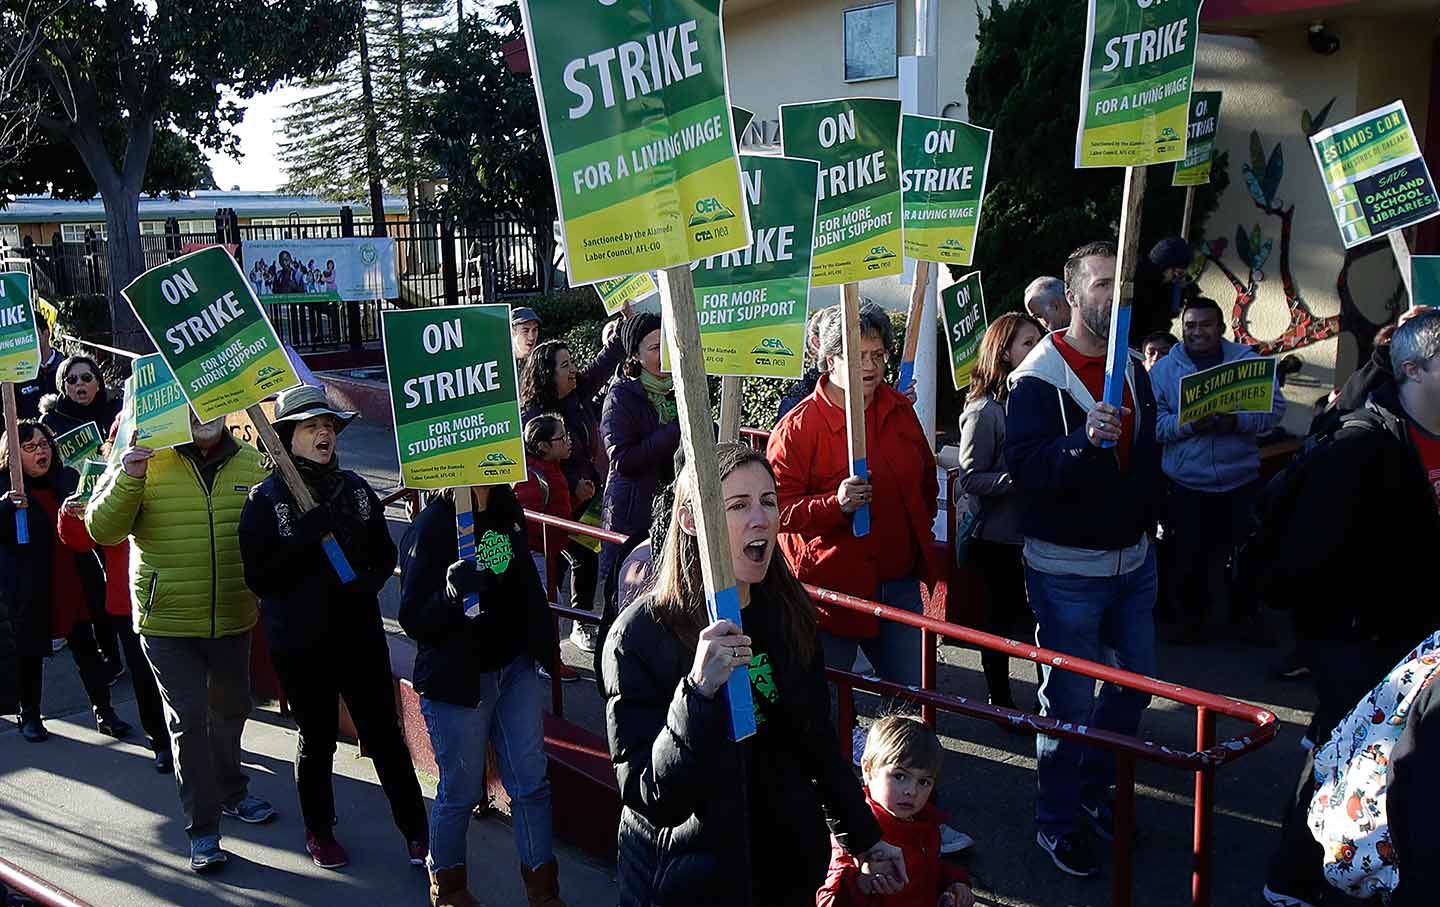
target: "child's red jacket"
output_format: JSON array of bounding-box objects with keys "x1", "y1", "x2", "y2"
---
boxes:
[{"x1": 816, "y1": 792, "x2": 970, "y2": 907}]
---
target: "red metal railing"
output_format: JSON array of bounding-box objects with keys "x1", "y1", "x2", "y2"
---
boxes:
[
  {"x1": 378, "y1": 484, "x2": 1276, "y2": 907},
  {"x1": 0, "y1": 857, "x2": 95, "y2": 907}
]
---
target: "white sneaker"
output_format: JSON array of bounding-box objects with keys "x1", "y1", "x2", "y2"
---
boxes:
[
  {"x1": 569, "y1": 621, "x2": 598, "y2": 653},
  {"x1": 51, "y1": 638, "x2": 67, "y2": 653},
  {"x1": 852, "y1": 726, "x2": 867, "y2": 767},
  {"x1": 939, "y1": 824, "x2": 975, "y2": 854}
]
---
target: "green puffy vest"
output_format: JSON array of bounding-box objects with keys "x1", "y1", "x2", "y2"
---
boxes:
[{"x1": 87, "y1": 444, "x2": 269, "y2": 638}]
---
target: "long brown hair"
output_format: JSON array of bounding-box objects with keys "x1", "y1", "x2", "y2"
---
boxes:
[
  {"x1": 968, "y1": 312, "x2": 1044, "y2": 403},
  {"x1": 647, "y1": 443, "x2": 817, "y2": 666}
]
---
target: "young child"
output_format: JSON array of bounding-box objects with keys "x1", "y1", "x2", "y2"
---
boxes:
[
  {"x1": 514, "y1": 413, "x2": 574, "y2": 592},
  {"x1": 817, "y1": 716, "x2": 974, "y2": 907}
]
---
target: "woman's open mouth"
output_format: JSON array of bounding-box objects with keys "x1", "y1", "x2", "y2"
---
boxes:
[{"x1": 742, "y1": 539, "x2": 769, "y2": 564}]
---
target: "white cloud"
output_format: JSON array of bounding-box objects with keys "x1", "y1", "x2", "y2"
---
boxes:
[{"x1": 207, "y1": 86, "x2": 316, "y2": 192}]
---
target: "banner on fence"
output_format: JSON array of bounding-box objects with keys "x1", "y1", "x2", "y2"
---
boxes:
[
  {"x1": 1178, "y1": 356, "x2": 1278, "y2": 425},
  {"x1": 122, "y1": 353, "x2": 194, "y2": 451},
  {"x1": 121, "y1": 246, "x2": 300, "y2": 423},
  {"x1": 899, "y1": 114, "x2": 992, "y2": 266},
  {"x1": 939, "y1": 271, "x2": 988, "y2": 390},
  {"x1": 520, "y1": 0, "x2": 750, "y2": 286},
  {"x1": 54, "y1": 421, "x2": 103, "y2": 468},
  {"x1": 595, "y1": 273, "x2": 658, "y2": 316},
  {"x1": 1310, "y1": 101, "x2": 1440, "y2": 249},
  {"x1": 0, "y1": 272, "x2": 39, "y2": 384},
  {"x1": 781, "y1": 97, "x2": 903, "y2": 286},
  {"x1": 1172, "y1": 91, "x2": 1222, "y2": 186},
  {"x1": 73, "y1": 459, "x2": 109, "y2": 505},
  {"x1": 242, "y1": 238, "x2": 399, "y2": 303},
  {"x1": 662, "y1": 154, "x2": 818, "y2": 379},
  {"x1": 1414, "y1": 255, "x2": 1440, "y2": 309},
  {"x1": 382, "y1": 305, "x2": 526, "y2": 489},
  {"x1": 1075, "y1": 0, "x2": 1202, "y2": 168}
]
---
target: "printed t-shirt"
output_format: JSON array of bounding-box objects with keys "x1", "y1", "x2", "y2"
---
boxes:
[{"x1": 1407, "y1": 421, "x2": 1440, "y2": 513}]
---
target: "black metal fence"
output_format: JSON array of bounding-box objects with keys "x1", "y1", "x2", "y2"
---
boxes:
[{"x1": 10, "y1": 207, "x2": 554, "y2": 352}]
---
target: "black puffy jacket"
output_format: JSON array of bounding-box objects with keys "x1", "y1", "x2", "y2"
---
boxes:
[
  {"x1": 238, "y1": 469, "x2": 397, "y2": 657},
  {"x1": 601, "y1": 594, "x2": 881, "y2": 906},
  {"x1": 397, "y1": 488, "x2": 557, "y2": 707}
]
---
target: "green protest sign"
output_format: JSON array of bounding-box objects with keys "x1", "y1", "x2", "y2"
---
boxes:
[
  {"x1": 1076, "y1": 0, "x2": 1201, "y2": 168},
  {"x1": 125, "y1": 354, "x2": 194, "y2": 450},
  {"x1": 939, "y1": 271, "x2": 987, "y2": 390},
  {"x1": 1172, "y1": 91, "x2": 1222, "y2": 186},
  {"x1": 781, "y1": 97, "x2": 903, "y2": 286},
  {"x1": 1414, "y1": 256, "x2": 1440, "y2": 308},
  {"x1": 121, "y1": 247, "x2": 299, "y2": 423},
  {"x1": 54, "y1": 421, "x2": 103, "y2": 468},
  {"x1": 595, "y1": 272, "x2": 657, "y2": 316},
  {"x1": 0, "y1": 272, "x2": 40, "y2": 384},
  {"x1": 1178, "y1": 357, "x2": 1278, "y2": 426},
  {"x1": 73, "y1": 459, "x2": 109, "y2": 505},
  {"x1": 899, "y1": 114, "x2": 992, "y2": 266},
  {"x1": 1310, "y1": 101, "x2": 1440, "y2": 248},
  {"x1": 732, "y1": 105, "x2": 755, "y2": 139},
  {"x1": 382, "y1": 305, "x2": 526, "y2": 489},
  {"x1": 666, "y1": 154, "x2": 819, "y2": 379},
  {"x1": 519, "y1": 0, "x2": 750, "y2": 286}
]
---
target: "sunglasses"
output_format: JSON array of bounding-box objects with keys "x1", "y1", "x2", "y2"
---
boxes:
[{"x1": 65, "y1": 372, "x2": 96, "y2": 385}]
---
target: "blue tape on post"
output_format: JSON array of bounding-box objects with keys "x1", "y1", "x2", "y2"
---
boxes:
[
  {"x1": 14, "y1": 510, "x2": 28, "y2": 545},
  {"x1": 707, "y1": 583, "x2": 757, "y2": 742},
  {"x1": 896, "y1": 360, "x2": 915, "y2": 396},
  {"x1": 851, "y1": 456, "x2": 870, "y2": 537},
  {"x1": 1099, "y1": 305, "x2": 1133, "y2": 450},
  {"x1": 320, "y1": 533, "x2": 356, "y2": 584},
  {"x1": 456, "y1": 505, "x2": 481, "y2": 617}
]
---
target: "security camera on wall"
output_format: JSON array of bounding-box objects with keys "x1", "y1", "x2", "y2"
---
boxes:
[{"x1": 1308, "y1": 21, "x2": 1340, "y2": 56}]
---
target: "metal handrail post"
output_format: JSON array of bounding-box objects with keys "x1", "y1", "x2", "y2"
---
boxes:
[{"x1": 1193, "y1": 707, "x2": 1217, "y2": 907}]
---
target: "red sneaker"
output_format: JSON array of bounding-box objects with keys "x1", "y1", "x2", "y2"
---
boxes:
[
  {"x1": 407, "y1": 839, "x2": 427, "y2": 866},
  {"x1": 538, "y1": 663, "x2": 581, "y2": 683},
  {"x1": 305, "y1": 832, "x2": 349, "y2": 869}
]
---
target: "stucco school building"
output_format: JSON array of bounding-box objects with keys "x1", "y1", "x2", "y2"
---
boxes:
[{"x1": 722, "y1": 0, "x2": 1440, "y2": 431}]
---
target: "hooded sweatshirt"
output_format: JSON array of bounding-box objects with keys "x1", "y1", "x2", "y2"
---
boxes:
[
  {"x1": 1149, "y1": 338, "x2": 1287, "y2": 492},
  {"x1": 1003, "y1": 333, "x2": 1161, "y2": 576}
]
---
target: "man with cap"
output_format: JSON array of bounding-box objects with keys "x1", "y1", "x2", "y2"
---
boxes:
[
  {"x1": 239, "y1": 385, "x2": 428, "y2": 871},
  {"x1": 1130, "y1": 236, "x2": 1197, "y2": 346},
  {"x1": 87, "y1": 402, "x2": 275, "y2": 873},
  {"x1": 512, "y1": 307, "x2": 543, "y2": 363}
]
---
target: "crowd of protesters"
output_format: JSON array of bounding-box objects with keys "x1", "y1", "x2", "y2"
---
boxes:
[{"x1": 3, "y1": 236, "x2": 1439, "y2": 907}]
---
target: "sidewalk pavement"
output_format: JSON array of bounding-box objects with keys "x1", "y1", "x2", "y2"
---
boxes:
[{"x1": 0, "y1": 694, "x2": 618, "y2": 907}]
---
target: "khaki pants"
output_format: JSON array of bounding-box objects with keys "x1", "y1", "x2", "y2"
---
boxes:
[{"x1": 142, "y1": 633, "x2": 253, "y2": 838}]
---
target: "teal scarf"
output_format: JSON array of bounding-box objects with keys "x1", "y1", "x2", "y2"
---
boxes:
[{"x1": 640, "y1": 370, "x2": 676, "y2": 424}]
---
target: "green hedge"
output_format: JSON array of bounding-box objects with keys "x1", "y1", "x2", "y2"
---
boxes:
[{"x1": 510, "y1": 292, "x2": 964, "y2": 445}]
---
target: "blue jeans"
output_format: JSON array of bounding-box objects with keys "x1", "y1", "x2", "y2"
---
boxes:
[
  {"x1": 1025, "y1": 548, "x2": 1157, "y2": 837},
  {"x1": 819, "y1": 577, "x2": 924, "y2": 689},
  {"x1": 420, "y1": 656, "x2": 553, "y2": 871}
]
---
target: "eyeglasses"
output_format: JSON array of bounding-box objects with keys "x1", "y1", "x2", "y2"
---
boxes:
[
  {"x1": 545, "y1": 431, "x2": 571, "y2": 445},
  {"x1": 65, "y1": 372, "x2": 96, "y2": 385},
  {"x1": 857, "y1": 351, "x2": 889, "y2": 367},
  {"x1": 20, "y1": 440, "x2": 47, "y2": 454}
]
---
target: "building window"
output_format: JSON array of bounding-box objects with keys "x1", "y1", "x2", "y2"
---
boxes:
[
  {"x1": 843, "y1": 2, "x2": 897, "y2": 82},
  {"x1": 0, "y1": 225, "x2": 19, "y2": 252},
  {"x1": 141, "y1": 220, "x2": 217, "y2": 235},
  {"x1": 61, "y1": 223, "x2": 108, "y2": 243}
]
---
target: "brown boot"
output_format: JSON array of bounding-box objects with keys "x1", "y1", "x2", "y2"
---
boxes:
[
  {"x1": 520, "y1": 860, "x2": 566, "y2": 907},
  {"x1": 429, "y1": 865, "x2": 479, "y2": 907}
]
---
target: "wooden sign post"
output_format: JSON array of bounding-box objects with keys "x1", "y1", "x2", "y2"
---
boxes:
[
  {"x1": 659, "y1": 265, "x2": 757, "y2": 742},
  {"x1": 718, "y1": 376, "x2": 743, "y2": 444},
  {"x1": 244, "y1": 403, "x2": 357, "y2": 583},
  {"x1": 840, "y1": 282, "x2": 871, "y2": 536},
  {"x1": 1180, "y1": 186, "x2": 1197, "y2": 241},
  {"x1": 1390, "y1": 231, "x2": 1415, "y2": 306},
  {"x1": 897, "y1": 260, "x2": 931, "y2": 394},
  {"x1": 2, "y1": 383, "x2": 27, "y2": 544},
  {"x1": 1100, "y1": 166, "x2": 1147, "y2": 447}
]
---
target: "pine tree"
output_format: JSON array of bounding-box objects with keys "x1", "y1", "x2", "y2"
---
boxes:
[{"x1": 277, "y1": 0, "x2": 447, "y2": 209}]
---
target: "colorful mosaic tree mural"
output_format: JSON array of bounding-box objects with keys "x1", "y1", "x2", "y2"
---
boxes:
[{"x1": 1197, "y1": 99, "x2": 1406, "y2": 361}]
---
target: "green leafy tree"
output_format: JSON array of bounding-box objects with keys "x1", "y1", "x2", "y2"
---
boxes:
[
  {"x1": 411, "y1": 2, "x2": 559, "y2": 289},
  {"x1": 0, "y1": 0, "x2": 362, "y2": 349},
  {"x1": 966, "y1": 0, "x2": 1228, "y2": 316}
]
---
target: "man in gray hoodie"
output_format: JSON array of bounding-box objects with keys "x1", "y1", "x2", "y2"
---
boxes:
[{"x1": 1148, "y1": 297, "x2": 1285, "y2": 644}]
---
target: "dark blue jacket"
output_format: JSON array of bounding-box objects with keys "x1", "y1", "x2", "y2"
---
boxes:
[
  {"x1": 1003, "y1": 335, "x2": 1162, "y2": 555},
  {"x1": 600, "y1": 376, "x2": 680, "y2": 538}
]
